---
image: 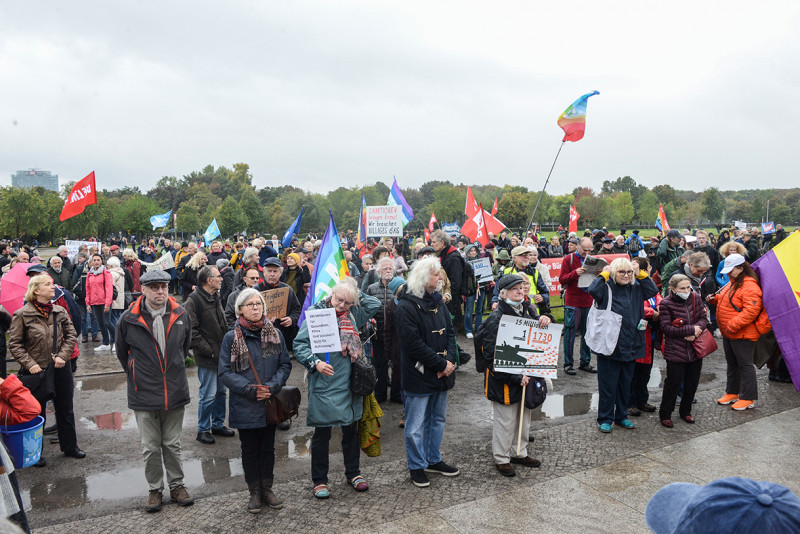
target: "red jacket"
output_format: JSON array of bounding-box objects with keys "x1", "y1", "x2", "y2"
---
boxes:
[
  {"x1": 659, "y1": 292, "x2": 708, "y2": 363},
  {"x1": 0, "y1": 374, "x2": 42, "y2": 425},
  {"x1": 85, "y1": 268, "x2": 113, "y2": 307},
  {"x1": 559, "y1": 253, "x2": 594, "y2": 307},
  {"x1": 636, "y1": 293, "x2": 662, "y2": 364}
]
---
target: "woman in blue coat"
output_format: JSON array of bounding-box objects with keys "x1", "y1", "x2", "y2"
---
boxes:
[
  {"x1": 219, "y1": 288, "x2": 292, "y2": 514},
  {"x1": 587, "y1": 258, "x2": 659, "y2": 433},
  {"x1": 294, "y1": 279, "x2": 381, "y2": 499}
]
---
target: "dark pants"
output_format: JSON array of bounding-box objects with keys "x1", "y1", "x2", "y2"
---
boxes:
[
  {"x1": 390, "y1": 349, "x2": 402, "y2": 403},
  {"x1": 563, "y1": 306, "x2": 592, "y2": 368},
  {"x1": 630, "y1": 362, "x2": 652, "y2": 408},
  {"x1": 311, "y1": 421, "x2": 360, "y2": 484},
  {"x1": 238, "y1": 425, "x2": 276, "y2": 485},
  {"x1": 39, "y1": 364, "x2": 78, "y2": 453},
  {"x1": 596, "y1": 356, "x2": 634, "y2": 425},
  {"x1": 660, "y1": 359, "x2": 703, "y2": 419},
  {"x1": 90, "y1": 304, "x2": 112, "y2": 345},
  {"x1": 372, "y1": 340, "x2": 389, "y2": 402},
  {"x1": 723, "y1": 338, "x2": 758, "y2": 400}
]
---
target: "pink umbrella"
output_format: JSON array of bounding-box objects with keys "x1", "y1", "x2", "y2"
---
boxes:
[{"x1": 0, "y1": 263, "x2": 35, "y2": 315}]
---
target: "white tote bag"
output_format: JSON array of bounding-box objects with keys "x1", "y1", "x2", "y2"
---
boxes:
[{"x1": 584, "y1": 283, "x2": 623, "y2": 356}]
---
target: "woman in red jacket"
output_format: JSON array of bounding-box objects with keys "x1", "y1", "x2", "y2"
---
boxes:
[
  {"x1": 707, "y1": 253, "x2": 762, "y2": 411},
  {"x1": 85, "y1": 254, "x2": 114, "y2": 351},
  {"x1": 658, "y1": 274, "x2": 708, "y2": 427}
]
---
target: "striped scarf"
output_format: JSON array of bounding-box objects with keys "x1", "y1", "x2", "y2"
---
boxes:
[{"x1": 230, "y1": 316, "x2": 282, "y2": 373}]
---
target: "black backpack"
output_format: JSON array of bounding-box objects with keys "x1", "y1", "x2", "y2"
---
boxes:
[
  {"x1": 628, "y1": 237, "x2": 641, "y2": 254},
  {"x1": 461, "y1": 257, "x2": 477, "y2": 297}
]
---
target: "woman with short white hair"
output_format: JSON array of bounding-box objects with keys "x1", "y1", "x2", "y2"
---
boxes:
[{"x1": 587, "y1": 257, "x2": 659, "y2": 433}]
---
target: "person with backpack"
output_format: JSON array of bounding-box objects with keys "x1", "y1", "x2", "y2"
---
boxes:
[
  {"x1": 625, "y1": 230, "x2": 644, "y2": 257},
  {"x1": 475, "y1": 274, "x2": 552, "y2": 477}
]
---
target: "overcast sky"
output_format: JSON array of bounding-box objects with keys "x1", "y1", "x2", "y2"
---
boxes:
[{"x1": 2, "y1": 1, "x2": 798, "y2": 196}]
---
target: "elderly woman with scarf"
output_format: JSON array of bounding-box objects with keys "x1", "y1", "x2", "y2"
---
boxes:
[
  {"x1": 219, "y1": 288, "x2": 292, "y2": 514},
  {"x1": 280, "y1": 252, "x2": 311, "y2": 305},
  {"x1": 294, "y1": 279, "x2": 380, "y2": 499}
]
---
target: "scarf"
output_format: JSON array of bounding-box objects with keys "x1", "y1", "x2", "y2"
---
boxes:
[
  {"x1": 89, "y1": 265, "x2": 106, "y2": 276},
  {"x1": 32, "y1": 300, "x2": 53, "y2": 320},
  {"x1": 144, "y1": 300, "x2": 167, "y2": 356},
  {"x1": 322, "y1": 297, "x2": 362, "y2": 362},
  {"x1": 284, "y1": 268, "x2": 298, "y2": 293},
  {"x1": 230, "y1": 316, "x2": 282, "y2": 373}
]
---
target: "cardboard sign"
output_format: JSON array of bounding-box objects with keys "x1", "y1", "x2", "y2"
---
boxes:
[
  {"x1": 64, "y1": 240, "x2": 96, "y2": 260},
  {"x1": 305, "y1": 308, "x2": 342, "y2": 354},
  {"x1": 260, "y1": 287, "x2": 290, "y2": 321},
  {"x1": 469, "y1": 257, "x2": 493, "y2": 283},
  {"x1": 366, "y1": 206, "x2": 403, "y2": 237},
  {"x1": 141, "y1": 251, "x2": 175, "y2": 271},
  {"x1": 493, "y1": 314, "x2": 563, "y2": 379}
]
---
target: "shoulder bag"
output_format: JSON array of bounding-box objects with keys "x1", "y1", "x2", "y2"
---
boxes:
[
  {"x1": 691, "y1": 295, "x2": 717, "y2": 358},
  {"x1": 350, "y1": 356, "x2": 376, "y2": 397},
  {"x1": 245, "y1": 351, "x2": 301, "y2": 425},
  {"x1": 18, "y1": 314, "x2": 59, "y2": 404},
  {"x1": 584, "y1": 283, "x2": 623, "y2": 356}
]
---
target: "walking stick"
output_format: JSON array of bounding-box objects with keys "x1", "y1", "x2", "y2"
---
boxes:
[{"x1": 516, "y1": 382, "x2": 527, "y2": 456}]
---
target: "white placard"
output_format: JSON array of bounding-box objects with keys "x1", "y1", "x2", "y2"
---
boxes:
[
  {"x1": 64, "y1": 240, "x2": 96, "y2": 260},
  {"x1": 305, "y1": 308, "x2": 342, "y2": 354},
  {"x1": 141, "y1": 252, "x2": 175, "y2": 271},
  {"x1": 469, "y1": 257, "x2": 493, "y2": 283},
  {"x1": 734, "y1": 220, "x2": 748, "y2": 231},
  {"x1": 493, "y1": 314, "x2": 563, "y2": 379},
  {"x1": 366, "y1": 206, "x2": 403, "y2": 237}
]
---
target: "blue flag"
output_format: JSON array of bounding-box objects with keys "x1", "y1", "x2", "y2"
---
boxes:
[
  {"x1": 150, "y1": 210, "x2": 172, "y2": 230},
  {"x1": 387, "y1": 177, "x2": 414, "y2": 225},
  {"x1": 204, "y1": 218, "x2": 221, "y2": 243},
  {"x1": 282, "y1": 208, "x2": 303, "y2": 249},
  {"x1": 298, "y1": 211, "x2": 349, "y2": 326}
]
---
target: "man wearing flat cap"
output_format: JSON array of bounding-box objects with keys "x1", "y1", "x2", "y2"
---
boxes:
[{"x1": 116, "y1": 269, "x2": 194, "y2": 513}]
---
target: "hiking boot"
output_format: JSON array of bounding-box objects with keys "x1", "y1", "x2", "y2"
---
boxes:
[
  {"x1": 731, "y1": 399, "x2": 755, "y2": 411},
  {"x1": 169, "y1": 485, "x2": 194, "y2": 506},
  {"x1": 628, "y1": 407, "x2": 642, "y2": 417},
  {"x1": 247, "y1": 481, "x2": 262, "y2": 514},
  {"x1": 496, "y1": 463, "x2": 516, "y2": 477},
  {"x1": 717, "y1": 393, "x2": 739, "y2": 405},
  {"x1": 579, "y1": 364, "x2": 597, "y2": 373},
  {"x1": 637, "y1": 404, "x2": 656, "y2": 412},
  {"x1": 510, "y1": 456, "x2": 541, "y2": 468},
  {"x1": 424, "y1": 461, "x2": 459, "y2": 476},
  {"x1": 410, "y1": 469, "x2": 430, "y2": 487},
  {"x1": 146, "y1": 490, "x2": 163, "y2": 513},
  {"x1": 261, "y1": 478, "x2": 283, "y2": 509}
]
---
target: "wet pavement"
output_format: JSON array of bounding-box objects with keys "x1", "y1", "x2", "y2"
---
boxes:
[{"x1": 10, "y1": 334, "x2": 800, "y2": 533}]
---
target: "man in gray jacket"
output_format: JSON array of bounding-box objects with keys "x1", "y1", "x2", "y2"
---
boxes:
[{"x1": 116, "y1": 270, "x2": 194, "y2": 513}]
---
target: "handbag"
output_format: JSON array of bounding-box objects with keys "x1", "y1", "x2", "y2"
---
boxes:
[
  {"x1": 584, "y1": 283, "x2": 623, "y2": 356},
  {"x1": 524, "y1": 377, "x2": 547, "y2": 409},
  {"x1": 691, "y1": 296, "x2": 718, "y2": 358},
  {"x1": 350, "y1": 356, "x2": 376, "y2": 397},
  {"x1": 245, "y1": 351, "x2": 300, "y2": 425},
  {"x1": 18, "y1": 315, "x2": 60, "y2": 404}
]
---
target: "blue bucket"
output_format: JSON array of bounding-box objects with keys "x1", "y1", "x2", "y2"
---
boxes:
[{"x1": 0, "y1": 415, "x2": 44, "y2": 468}]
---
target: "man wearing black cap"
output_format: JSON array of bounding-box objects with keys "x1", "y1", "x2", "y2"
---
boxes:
[
  {"x1": 656, "y1": 230, "x2": 685, "y2": 275},
  {"x1": 255, "y1": 257, "x2": 301, "y2": 353},
  {"x1": 116, "y1": 269, "x2": 194, "y2": 512}
]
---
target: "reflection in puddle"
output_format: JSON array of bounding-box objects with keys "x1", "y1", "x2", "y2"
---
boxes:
[
  {"x1": 74, "y1": 374, "x2": 127, "y2": 392},
  {"x1": 647, "y1": 366, "x2": 662, "y2": 389},
  {"x1": 531, "y1": 393, "x2": 599, "y2": 421},
  {"x1": 275, "y1": 430, "x2": 341, "y2": 459},
  {"x1": 79, "y1": 412, "x2": 135, "y2": 431}
]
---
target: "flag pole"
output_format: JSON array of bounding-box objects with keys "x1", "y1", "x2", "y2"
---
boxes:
[{"x1": 526, "y1": 141, "x2": 565, "y2": 234}]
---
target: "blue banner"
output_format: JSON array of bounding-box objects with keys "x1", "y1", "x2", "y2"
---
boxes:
[{"x1": 282, "y1": 208, "x2": 303, "y2": 249}]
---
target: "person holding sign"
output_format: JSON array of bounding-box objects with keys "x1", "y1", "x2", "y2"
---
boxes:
[
  {"x1": 256, "y1": 258, "x2": 301, "y2": 356},
  {"x1": 475, "y1": 275, "x2": 552, "y2": 477},
  {"x1": 294, "y1": 280, "x2": 381, "y2": 499}
]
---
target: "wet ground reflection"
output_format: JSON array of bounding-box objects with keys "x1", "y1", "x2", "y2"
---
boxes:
[
  {"x1": 79, "y1": 412, "x2": 135, "y2": 431},
  {"x1": 74, "y1": 374, "x2": 127, "y2": 392}
]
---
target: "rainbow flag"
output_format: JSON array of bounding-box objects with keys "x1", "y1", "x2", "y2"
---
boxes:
[
  {"x1": 557, "y1": 90, "x2": 599, "y2": 142},
  {"x1": 656, "y1": 204, "x2": 671, "y2": 232},
  {"x1": 355, "y1": 193, "x2": 367, "y2": 248},
  {"x1": 387, "y1": 177, "x2": 414, "y2": 225},
  {"x1": 752, "y1": 230, "x2": 800, "y2": 391},
  {"x1": 298, "y1": 211, "x2": 350, "y2": 326}
]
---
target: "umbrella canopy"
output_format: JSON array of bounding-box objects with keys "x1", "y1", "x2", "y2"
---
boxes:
[{"x1": 0, "y1": 263, "x2": 35, "y2": 315}]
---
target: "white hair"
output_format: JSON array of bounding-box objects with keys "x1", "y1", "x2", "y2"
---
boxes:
[
  {"x1": 331, "y1": 277, "x2": 360, "y2": 305},
  {"x1": 376, "y1": 256, "x2": 395, "y2": 273},
  {"x1": 242, "y1": 247, "x2": 259, "y2": 264},
  {"x1": 406, "y1": 256, "x2": 441, "y2": 298},
  {"x1": 235, "y1": 287, "x2": 266, "y2": 318},
  {"x1": 107, "y1": 256, "x2": 121, "y2": 268}
]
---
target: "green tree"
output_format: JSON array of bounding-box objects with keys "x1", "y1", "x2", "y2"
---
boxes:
[
  {"x1": 115, "y1": 194, "x2": 165, "y2": 237},
  {"x1": 429, "y1": 185, "x2": 466, "y2": 224},
  {"x1": 701, "y1": 187, "x2": 724, "y2": 223},
  {"x1": 185, "y1": 183, "x2": 222, "y2": 216},
  {"x1": 546, "y1": 194, "x2": 575, "y2": 226},
  {"x1": 268, "y1": 201, "x2": 291, "y2": 232},
  {"x1": 216, "y1": 196, "x2": 248, "y2": 237},
  {"x1": 176, "y1": 203, "x2": 202, "y2": 234},
  {"x1": 497, "y1": 191, "x2": 529, "y2": 229},
  {"x1": 0, "y1": 187, "x2": 47, "y2": 237},
  {"x1": 612, "y1": 192, "x2": 635, "y2": 225},
  {"x1": 239, "y1": 188, "x2": 268, "y2": 234},
  {"x1": 636, "y1": 190, "x2": 660, "y2": 224},
  {"x1": 147, "y1": 176, "x2": 188, "y2": 211},
  {"x1": 576, "y1": 194, "x2": 601, "y2": 227}
]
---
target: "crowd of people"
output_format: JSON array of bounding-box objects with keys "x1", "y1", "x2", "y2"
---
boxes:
[{"x1": 0, "y1": 219, "x2": 794, "y2": 529}]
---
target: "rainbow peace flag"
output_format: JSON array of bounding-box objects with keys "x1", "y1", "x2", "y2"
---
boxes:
[
  {"x1": 557, "y1": 90, "x2": 599, "y2": 142},
  {"x1": 355, "y1": 193, "x2": 367, "y2": 248},
  {"x1": 656, "y1": 204, "x2": 671, "y2": 232},
  {"x1": 752, "y1": 230, "x2": 800, "y2": 391}
]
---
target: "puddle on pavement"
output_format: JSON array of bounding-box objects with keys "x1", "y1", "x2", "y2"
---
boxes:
[
  {"x1": 74, "y1": 374, "x2": 127, "y2": 392},
  {"x1": 647, "y1": 366, "x2": 662, "y2": 389},
  {"x1": 79, "y1": 412, "x2": 136, "y2": 431},
  {"x1": 531, "y1": 392, "x2": 599, "y2": 420}
]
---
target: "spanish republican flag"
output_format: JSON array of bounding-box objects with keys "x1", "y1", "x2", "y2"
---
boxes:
[
  {"x1": 557, "y1": 91, "x2": 599, "y2": 142},
  {"x1": 752, "y1": 230, "x2": 800, "y2": 391},
  {"x1": 60, "y1": 171, "x2": 97, "y2": 221}
]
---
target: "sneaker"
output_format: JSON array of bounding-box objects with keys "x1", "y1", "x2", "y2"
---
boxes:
[
  {"x1": 169, "y1": 485, "x2": 194, "y2": 506},
  {"x1": 598, "y1": 423, "x2": 612, "y2": 433},
  {"x1": 616, "y1": 418, "x2": 635, "y2": 429},
  {"x1": 731, "y1": 399, "x2": 755, "y2": 411},
  {"x1": 146, "y1": 490, "x2": 163, "y2": 513},
  {"x1": 111, "y1": 345, "x2": 116, "y2": 352},
  {"x1": 424, "y1": 461, "x2": 459, "y2": 476},
  {"x1": 466, "y1": 333, "x2": 474, "y2": 339},
  {"x1": 410, "y1": 469, "x2": 430, "y2": 487},
  {"x1": 717, "y1": 393, "x2": 739, "y2": 405},
  {"x1": 94, "y1": 344, "x2": 111, "y2": 352}
]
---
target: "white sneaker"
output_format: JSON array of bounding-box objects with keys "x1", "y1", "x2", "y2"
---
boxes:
[
  {"x1": 466, "y1": 333, "x2": 474, "y2": 339},
  {"x1": 111, "y1": 345, "x2": 116, "y2": 352},
  {"x1": 94, "y1": 344, "x2": 111, "y2": 352}
]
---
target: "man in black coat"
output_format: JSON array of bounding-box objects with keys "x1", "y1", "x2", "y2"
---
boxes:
[{"x1": 430, "y1": 230, "x2": 464, "y2": 330}]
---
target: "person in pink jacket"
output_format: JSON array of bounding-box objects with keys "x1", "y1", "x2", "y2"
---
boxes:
[{"x1": 85, "y1": 254, "x2": 114, "y2": 351}]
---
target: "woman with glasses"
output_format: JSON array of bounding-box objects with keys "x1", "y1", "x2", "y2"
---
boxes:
[
  {"x1": 294, "y1": 279, "x2": 380, "y2": 499},
  {"x1": 587, "y1": 258, "x2": 659, "y2": 433},
  {"x1": 219, "y1": 288, "x2": 292, "y2": 513}
]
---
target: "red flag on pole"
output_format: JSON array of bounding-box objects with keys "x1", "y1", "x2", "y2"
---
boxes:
[
  {"x1": 59, "y1": 171, "x2": 97, "y2": 221},
  {"x1": 424, "y1": 227, "x2": 431, "y2": 243},
  {"x1": 491, "y1": 197, "x2": 498, "y2": 216},
  {"x1": 462, "y1": 203, "x2": 490, "y2": 246},
  {"x1": 465, "y1": 186, "x2": 479, "y2": 216},
  {"x1": 569, "y1": 205, "x2": 580, "y2": 233},
  {"x1": 428, "y1": 212, "x2": 437, "y2": 232}
]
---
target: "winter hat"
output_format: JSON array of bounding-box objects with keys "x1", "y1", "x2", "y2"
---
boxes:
[
  {"x1": 287, "y1": 253, "x2": 301, "y2": 265},
  {"x1": 216, "y1": 259, "x2": 230, "y2": 270},
  {"x1": 387, "y1": 276, "x2": 405, "y2": 295}
]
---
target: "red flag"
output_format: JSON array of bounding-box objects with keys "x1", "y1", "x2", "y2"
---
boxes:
[
  {"x1": 465, "y1": 186, "x2": 479, "y2": 216},
  {"x1": 491, "y1": 197, "x2": 498, "y2": 216},
  {"x1": 424, "y1": 227, "x2": 431, "y2": 243},
  {"x1": 428, "y1": 212, "x2": 437, "y2": 232},
  {"x1": 464, "y1": 187, "x2": 505, "y2": 235},
  {"x1": 59, "y1": 171, "x2": 97, "y2": 221},
  {"x1": 462, "y1": 203, "x2": 490, "y2": 246},
  {"x1": 569, "y1": 205, "x2": 580, "y2": 233}
]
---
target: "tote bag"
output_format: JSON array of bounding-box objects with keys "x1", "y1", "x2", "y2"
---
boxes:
[{"x1": 585, "y1": 283, "x2": 623, "y2": 356}]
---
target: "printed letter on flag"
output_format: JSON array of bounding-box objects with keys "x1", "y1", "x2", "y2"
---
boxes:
[{"x1": 60, "y1": 171, "x2": 97, "y2": 221}]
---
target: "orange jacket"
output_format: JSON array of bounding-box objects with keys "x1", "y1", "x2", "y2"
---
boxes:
[{"x1": 711, "y1": 276, "x2": 762, "y2": 341}]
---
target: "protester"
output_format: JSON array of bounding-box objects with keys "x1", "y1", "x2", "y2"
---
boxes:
[
  {"x1": 382, "y1": 276, "x2": 408, "y2": 408},
  {"x1": 70, "y1": 252, "x2": 99, "y2": 342},
  {"x1": 85, "y1": 254, "x2": 114, "y2": 352},
  {"x1": 122, "y1": 248, "x2": 143, "y2": 292},
  {"x1": 656, "y1": 230, "x2": 685, "y2": 274},
  {"x1": 558, "y1": 237, "x2": 596, "y2": 375},
  {"x1": 46, "y1": 256, "x2": 72, "y2": 292},
  {"x1": 430, "y1": 230, "x2": 465, "y2": 331},
  {"x1": 180, "y1": 251, "x2": 207, "y2": 298},
  {"x1": 393, "y1": 242, "x2": 408, "y2": 277},
  {"x1": 256, "y1": 257, "x2": 302, "y2": 359},
  {"x1": 463, "y1": 245, "x2": 484, "y2": 339},
  {"x1": 216, "y1": 258, "x2": 235, "y2": 304},
  {"x1": 366, "y1": 257, "x2": 396, "y2": 402},
  {"x1": 294, "y1": 279, "x2": 380, "y2": 499},
  {"x1": 106, "y1": 257, "x2": 126, "y2": 343},
  {"x1": 547, "y1": 236, "x2": 563, "y2": 258},
  {"x1": 628, "y1": 257, "x2": 661, "y2": 417},
  {"x1": 219, "y1": 288, "x2": 292, "y2": 513}
]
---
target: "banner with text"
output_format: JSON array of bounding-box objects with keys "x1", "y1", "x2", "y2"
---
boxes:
[
  {"x1": 493, "y1": 314, "x2": 563, "y2": 379},
  {"x1": 366, "y1": 205, "x2": 403, "y2": 237},
  {"x1": 65, "y1": 240, "x2": 97, "y2": 261}
]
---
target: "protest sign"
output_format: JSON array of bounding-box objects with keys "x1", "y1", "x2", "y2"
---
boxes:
[
  {"x1": 540, "y1": 258, "x2": 563, "y2": 296},
  {"x1": 305, "y1": 308, "x2": 342, "y2": 354},
  {"x1": 493, "y1": 314, "x2": 563, "y2": 379},
  {"x1": 469, "y1": 257, "x2": 493, "y2": 283},
  {"x1": 260, "y1": 287, "x2": 290, "y2": 321},
  {"x1": 734, "y1": 220, "x2": 748, "y2": 231},
  {"x1": 141, "y1": 251, "x2": 175, "y2": 271},
  {"x1": 65, "y1": 240, "x2": 95, "y2": 260},
  {"x1": 366, "y1": 206, "x2": 403, "y2": 237},
  {"x1": 441, "y1": 222, "x2": 461, "y2": 238}
]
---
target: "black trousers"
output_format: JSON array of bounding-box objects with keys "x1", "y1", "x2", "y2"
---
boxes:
[
  {"x1": 238, "y1": 425, "x2": 276, "y2": 485},
  {"x1": 36, "y1": 364, "x2": 78, "y2": 454},
  {"x1": 311, "y1": 421, "x2": 360, "y2": 484},
  {"x1": 660, "y1": 359, "x2": 703, "y2": 420},
  {"x1": 630, "y1": 362, "x2": 652, "y2": 408},
  {"x1": 372, "y1": 340, "x2": 389, "y2": 402}
]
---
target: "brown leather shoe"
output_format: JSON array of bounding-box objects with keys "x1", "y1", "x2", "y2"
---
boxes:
[
  {"x1": 496, "y1": 463, "x2": 516, "y2": 477},
  {"x1": 681, "y1": 415, "x2": 695, "y2": 424},
  {"x1": 169, "y1": 485, "x2": 194, "y2": 506},
  {"x1": 661, "y1": 419, "x2": 674, "y2": 428},
  {"x1": 146, "y1": 490, "x2": 163, "y2": 513},
  {"x1": 510, "y1": 456, "x2": 542, "y2": 468}
]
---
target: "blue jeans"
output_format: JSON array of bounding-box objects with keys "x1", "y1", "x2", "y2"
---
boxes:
[
  {"x1": 79, "y1": 304, "x2": 99, "y2": 338},
  {"x1": 464, "y1": 291, "x2": 486, "y2": 335},
  {"x1": 596, "y1": 356, "x2": 635, "y2": 425},
  {"x1": 563, "y1": 306, "x2": 591, "y2": 368},
  {"x1": 403, "y1": 391, "x2": 448, "y2": 470},
  {"x1": 197, "y1": 366, "x2": 228, "y2": 433},
  {"x1": 91, "y1": 305, "x2": 112, "y2": 345},
  {"x1": 108, "y1": 309, "x2": 122, "y2": 343}
]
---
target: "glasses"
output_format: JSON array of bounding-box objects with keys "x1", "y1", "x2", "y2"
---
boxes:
[
  {"x1": 145, "y1": 284, "x2": 169, "y2": 292},
  {"x1": 245, "y1": 276, "x2": 261, "y2": 281},
  {"x1": 242, "y1": 302, "x2": 263, "y2": 309},
  {"x1": 617, "y1": 270, "x2": 634, "y2": 276}
]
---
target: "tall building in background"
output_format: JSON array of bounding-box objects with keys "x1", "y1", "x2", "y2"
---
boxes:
[{"x1": 11, "y1": 168, "x2": 59, "y2": 191}]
